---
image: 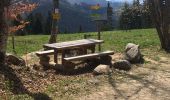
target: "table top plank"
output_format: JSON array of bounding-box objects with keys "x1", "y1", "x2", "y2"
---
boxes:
[{"x1": 43, "y1": 39, "x2": 104, "y2": 49}]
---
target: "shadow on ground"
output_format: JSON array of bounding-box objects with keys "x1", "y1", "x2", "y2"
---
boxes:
[
  {"x1": 107, "y1": 67, "x2": 170, "y2": 100},
  {"x1": 0, "y1": 64, "x2": 52, "y2": 100}
]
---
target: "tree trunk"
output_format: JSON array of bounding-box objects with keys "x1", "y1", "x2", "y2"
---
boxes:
[
  {"x1": 0, "y1": 1, "x2": 10, "y2": 64},
  {"x1": 49, "y1": 0, "x2": 59, "y2": 43},
  {"x1": 148, "y1": 0, "x2": 170, "y2": 52}
]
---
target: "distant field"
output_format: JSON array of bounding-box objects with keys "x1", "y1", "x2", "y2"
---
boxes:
[{"x1": 7, "y1": 29, "x2": 160, "y2": 56}]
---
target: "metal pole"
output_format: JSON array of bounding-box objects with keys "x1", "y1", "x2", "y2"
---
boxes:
[{"x1": 49, "y1": 0, "x2": 59, "y2": 43}]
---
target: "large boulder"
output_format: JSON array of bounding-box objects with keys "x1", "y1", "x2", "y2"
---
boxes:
[
  {"x1": 6, "y1": 54, "x2": 26, "y2": 66},
  {"x1": 93, "y1": 64, "x2": 111, "y2": 75},
  {"x1": 125, "y1": 43, "x2": 143, "y2": 63},
  {"x1": 112, "y1": 60, "x2": 131, "y2": 71}
]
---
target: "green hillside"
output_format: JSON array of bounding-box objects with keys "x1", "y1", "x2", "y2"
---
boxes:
[{"x1": 7, "y1": 29, "x2": 160, "y2": 56}]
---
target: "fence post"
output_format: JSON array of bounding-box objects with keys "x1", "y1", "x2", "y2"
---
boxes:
[{"x1": 84, "y1": 34, "x2": 87, "y2": 39}]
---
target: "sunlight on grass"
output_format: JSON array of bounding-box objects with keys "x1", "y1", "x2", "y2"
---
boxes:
[{"x1": 7, "y1": 29, "x2": 160, "y2": 56}]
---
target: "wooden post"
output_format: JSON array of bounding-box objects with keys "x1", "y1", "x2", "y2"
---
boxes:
[
  {"x1": 97, "y1": 22, "x2": 101, "y2": 52},
  {"x1": 12, "y1": 35, "x2": 15, "y2": 53},
  {"x1": 49, "y1": 0, "x2": 59, "y2": 43}
]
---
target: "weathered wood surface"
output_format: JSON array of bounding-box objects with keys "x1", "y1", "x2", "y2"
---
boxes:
[
  {"x1": 44, "y1": 39, "x2": 104, "y2": 50},
  {"x1": 64, "y1": 51, "x2": 114, "y2": 61},
  {"x1": 36, "y1": 50, "x2": 54, "y2": 56}
]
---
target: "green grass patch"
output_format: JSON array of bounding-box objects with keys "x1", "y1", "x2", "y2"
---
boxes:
[{"x1": 7, "y1": 29, "x2": 160, "y2": 56}]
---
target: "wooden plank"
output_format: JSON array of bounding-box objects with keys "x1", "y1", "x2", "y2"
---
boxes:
[
  {"x1": 36, "y1": 50, "x2": 54, "y2": 56},
  {"x1": 43, "y1": 39, "x2": 104, "y2": 49},
  {"x1": 64, "y1": 51, "x2": 114, "y2": 61}
]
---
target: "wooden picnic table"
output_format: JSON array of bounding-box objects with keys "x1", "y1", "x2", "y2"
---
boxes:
[{"x1": 43, "y1": 39, "x2": 104, "y2": 64}]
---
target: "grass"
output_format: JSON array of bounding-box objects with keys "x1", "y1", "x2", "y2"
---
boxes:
[
  {"x1": 3, "y1": 28, "x2": 168, "y2": 100},
  {"x1": 7, "y1": 28, "x2": 160, "y2": 56}
]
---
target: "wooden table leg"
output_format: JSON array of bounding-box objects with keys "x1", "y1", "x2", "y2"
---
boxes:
[
  {"x1": 91, "y1": 45, "x2": 96, "y2": 53},
  {"x1": 61, "y1": 50, "x2": 65, "y2": 65},
  {"x1": 54, "y1": 49, "x2": 58, "y2": 64},
  {"x1": 82, "y1": 47, "x2": 87, "y2": 54}
]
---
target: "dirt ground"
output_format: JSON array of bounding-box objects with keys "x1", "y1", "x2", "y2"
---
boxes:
[
  {"x1": 0, "y1": 49, "x2": 170, "y2": 100},
  {"x1": 77, "y1": 51, "x2": 170, "y2": 100}
]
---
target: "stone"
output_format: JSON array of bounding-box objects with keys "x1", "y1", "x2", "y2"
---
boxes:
[
  {"x1": 93, "y1": 64, "x2": 111, "y2": 75},
  {"x1": 112, "y1": 60, "x2": 131, "y2": 71},
  {"x1": 39, "y1": 55, "x2": 50, "y2": 67},
  {"x1": 125, "y1": 43, "x2": 142, "y2": 63},
  {"x1": 100, "y1": 55, "x2": 112, "y2": 65},
  {"x1": 125, "y1": 43, "x2": 137, "y2": 52},
  {"x1": 6, "y1": 54, "x2": 26, "y2": 66}
]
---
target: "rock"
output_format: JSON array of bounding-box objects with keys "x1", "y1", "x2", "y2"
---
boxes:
[
  {"x1": 6, "y1": 54, "x2": 26, "y2": 66},
  {"x1": 125, "y1": 43, "x2": 142, "y2": 63},
  {"x1": 93, "y1": 65, "x2": 111, "y2": 75},
  {"x1": 125, "y1": 43, "x2": 137, "y2": 51},
  {"x1": 100, "y1": 55, "x2": 112, "y2": 65},
  {"x1": 112, "y1": 60, "x2": 131, "y2": 71},
  {"x1": 39, "y1": 55, "x2": 50, "y2": 67}
]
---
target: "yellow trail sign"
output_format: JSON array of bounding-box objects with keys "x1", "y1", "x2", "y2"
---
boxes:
[
  {"x1": 53, "y1": 13, "x2": 60, "y2": 20},
  {"x1": 90, "y1": 4, "x2": 101, "y2": 10}
]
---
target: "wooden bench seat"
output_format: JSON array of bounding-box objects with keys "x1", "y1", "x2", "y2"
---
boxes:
[
  {"x1": 64, "y1": 51, "x2": 114, "y2": 61},
  {"x1": 36, "y1": 50, "x2": 54, "y2": 56}
]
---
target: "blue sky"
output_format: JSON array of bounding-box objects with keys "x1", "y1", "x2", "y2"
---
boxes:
[
  {"x1": 109, "y1": 0, "x2": 142, "y2": 3},
  {"x1": 108, "y1": 0, "x2": 133, "y2": 2}
]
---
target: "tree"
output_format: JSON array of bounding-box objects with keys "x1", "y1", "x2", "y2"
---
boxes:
[
  {"x1": 78, "y1": 25, "x2": 83, "y2": 33},
  {"x1": 0, "y1": 0, "x2": 10, "y2": 64},
  {"x1": 0, "y1": 0, "x2": 36, "y2": 64},
  {"x1": 33, "y1": 13, "x2": 43, "y2": 34},
  {"x1": 45, "y1": 11, "x2": 52, "y2": 34},
  {"x1": 26, "y1": 13, "x2": 34, "y2": 34},
  {"x1": 141, "y1": 0, "x2": 152, "y2": 28},
  {"x1": 119, "y1": 0, "x2": 152, "y2": 30},
  {"x1": 148, "y1": 0, "x2": 170, "y2": 52},
  {"x1": 119, "y1": 2, "x2": 131, "y2": 30},
  {"x1": 49, "y1": 0, "x2": 59, "y2": 43}
]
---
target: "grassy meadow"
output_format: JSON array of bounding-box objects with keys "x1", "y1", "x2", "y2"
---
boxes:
[
  {"x1": 7, "y1": 28, "x2": 160, "y2": 56},
  {"x1": 3, "y1": 28, "x2": 170, "y2": 100}
]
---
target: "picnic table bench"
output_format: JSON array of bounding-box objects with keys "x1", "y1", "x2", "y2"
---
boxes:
[
  {"x1": 36, "y1": 39, "x2": 114, "y2": 67},
  {"x1": 64, "y1": 51, "x2": 114, "y2": 61}
]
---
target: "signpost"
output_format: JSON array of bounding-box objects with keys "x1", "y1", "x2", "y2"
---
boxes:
[
  {"x1": 49, "y1": 0, "x2": 59, "y2": 43},
  {"x1": 94, "y1": 19, "x2": 107, "y2": 51},
  {"x1": 90, "y1": 4, "x2": 106, "y2": 51}
]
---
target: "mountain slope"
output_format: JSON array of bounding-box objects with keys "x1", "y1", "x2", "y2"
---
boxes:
[{"x1": 31, "y1": 0, "x2": 123, "y2": 33}]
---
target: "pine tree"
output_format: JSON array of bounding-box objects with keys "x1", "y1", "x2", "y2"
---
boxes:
[
  {"x1": 107, "y1": 2, "x2": 113, "y2": 30},
  {"x1": 119, "y1": 2, "x2": 131, "y2": 30},
  {"x1": 33, "y1": 13, "x2": 43, "y2": 34},
  {"x1": 26, "y1": 13, "x2": 34, "y2": 34},
  {"x1": 142, "y1": 0, "x2": 152, "y2": 28},
  {"x1": 78, "y1": 25, "x2": 83, "y2": 33},
  {"x1": 45, "y1": 11, "x2": 52, "y2": 34}
]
